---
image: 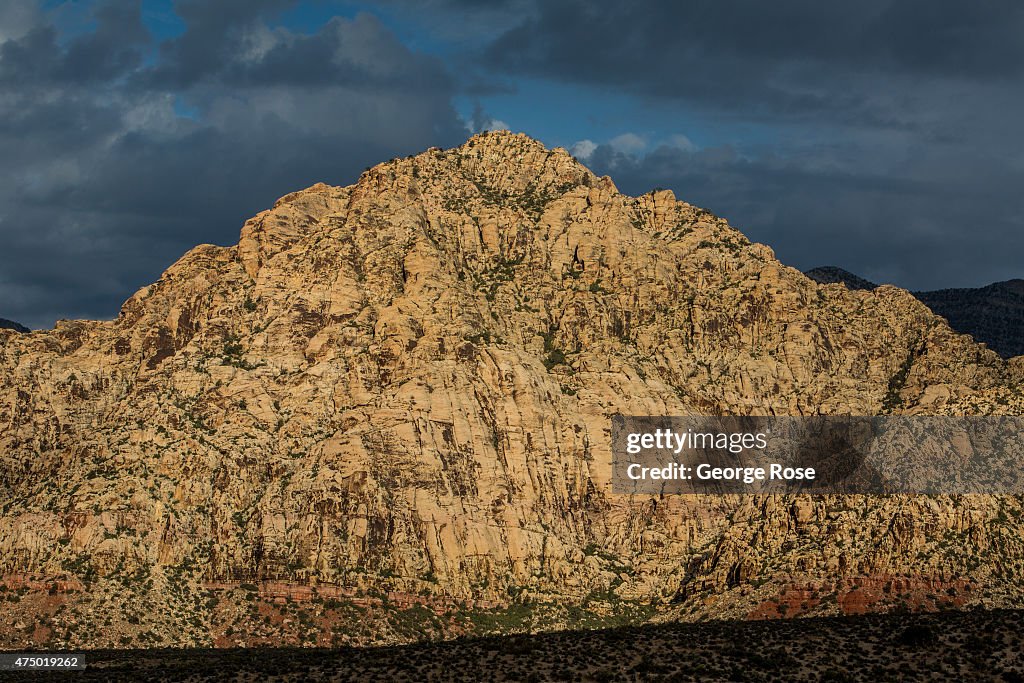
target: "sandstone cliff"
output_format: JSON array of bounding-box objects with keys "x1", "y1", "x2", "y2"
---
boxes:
[{"x1": 1, "y1": 131, "x2": 1023, "y2": 648}]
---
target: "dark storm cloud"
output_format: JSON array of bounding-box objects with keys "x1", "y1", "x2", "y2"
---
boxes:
[
  {"x1": 3, "y1": 0, "x2": 1023, "y2": 328},
  {"x1": 147, "y1": 0, "x2": 294, "y2": 86},
  {"x1": 481, "y1": 0, "x2": 1024, "y2": 290},
  {"x1": 0, "y1": 1, "x2": 466, "y2": 329},
  {"x1": 487, "y1": 0, "x2": 1024, "y2": 112},
  {"x1": 149, "y1": 2, "x2": 452, "y2": 90},
  {"x1": 0, "y1": 1, "x2": 147, "y2": 84}
]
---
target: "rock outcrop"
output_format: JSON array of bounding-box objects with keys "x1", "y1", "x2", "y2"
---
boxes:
[{"x1": 2, "y1": 132, "x2": 1023, "y2": 648}]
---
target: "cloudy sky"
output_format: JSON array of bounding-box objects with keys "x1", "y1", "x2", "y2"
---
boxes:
[{"x1": 2, "y1": 0, "x2": 1023, "y2": 328}]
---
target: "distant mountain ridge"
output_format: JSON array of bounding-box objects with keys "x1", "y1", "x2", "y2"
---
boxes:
[
  {"x1": 0, "y1": 318, "x2": 28, "y2": 333},
  {"x1": 805, "y1": 266, "x2": 1024, "y2": 358},
  {"x1": 914, "y1": 280, "x2": 1024, "y2": 359}
]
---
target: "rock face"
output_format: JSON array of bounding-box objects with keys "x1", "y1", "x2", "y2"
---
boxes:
[
  {"x1": 2, "y1": 132, "x2": 1024, "y2": 649},
  {"x1": 806, "y1": 267, "x2": 1024, "y2": 359},
  {"x1": 0, "y1": 318, "x2": 28, "y2": 333}
]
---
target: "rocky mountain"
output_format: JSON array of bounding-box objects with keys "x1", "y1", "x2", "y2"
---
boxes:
[
  {"x1": 2, "y1": 131, "x2": 1024, "y2": 650},
  {"x1": 0, "y1": 318, "x2": 29, "y2": 333},
  {"x1": 806, "y1": 267, "x2": 1024, "y2": 358}
]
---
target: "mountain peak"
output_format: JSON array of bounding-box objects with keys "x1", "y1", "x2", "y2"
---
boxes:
[
  {"x1": 440, "y1": 129, "x2": 597, "y2": 191},
  {"x1": 332, "y1": 131, "x2": 608, "y2": 233},
  {"x1": 459, "y1": 129, "x2": 578, "y2": 161},
  {"x1": 463, "y1": 128, "x2": 551, "y2": 150}
]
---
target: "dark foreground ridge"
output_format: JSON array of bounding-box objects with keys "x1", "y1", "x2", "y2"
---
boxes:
[{"x1": 8, "y1": 609, "x2": 1024, "y2": 682}]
